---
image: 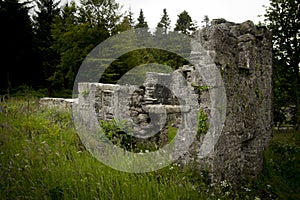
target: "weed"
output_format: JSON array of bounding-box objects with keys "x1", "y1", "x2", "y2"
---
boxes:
[{"x1": 0, "y1": 98, "x2": 298, "y2": 199}]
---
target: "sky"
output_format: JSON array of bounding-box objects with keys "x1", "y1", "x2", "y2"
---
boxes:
[{"x1": 115, "y1": 0, "x2": 270, "y2": 29}]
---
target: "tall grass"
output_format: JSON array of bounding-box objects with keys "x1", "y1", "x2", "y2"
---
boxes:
[
  {"x1": 0, "y1": 97, "x2": 299, "y2": 199},
  {"x1": 262, "y1": 130, "x2": 300, "y2": 199},
  {"x1": 0, "y1": 97, "x2": 209, "y2": 199}
]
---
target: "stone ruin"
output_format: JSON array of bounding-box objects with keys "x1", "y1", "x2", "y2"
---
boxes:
[{"x1": 40, "y1": 19, "x2": 273, "y2": 183}]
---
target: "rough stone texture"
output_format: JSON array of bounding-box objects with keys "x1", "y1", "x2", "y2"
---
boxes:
[
  {"x1": 39, "y1": 97, "x2": 77, "y2": 110},
  {"x1": 40, "y1": 19, "x2": 273, "y2": 184},
  {"x1": 77, "y1": 70, "x2": 198, "y2": 151},
  {"x1": 190, "y1": 19, "x2": 273, "y2": 182}
]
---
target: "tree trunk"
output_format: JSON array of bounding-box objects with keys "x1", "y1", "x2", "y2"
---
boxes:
[{"x1": 294, "y1": 62, "x2": 300, "y2": 132}]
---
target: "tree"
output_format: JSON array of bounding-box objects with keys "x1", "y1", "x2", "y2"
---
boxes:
[
  {"x1": 156, "y1": 8, "x2": 171, "y2": 34},
  {"x1": 264, "y1": 0, "x2": 300, "y2": 130},
  {"x1": 50, "y1": 2, "x2": 80, "y2": 93},
  {"x1": 135, "y1": 9, "x2": 148, "y2": 29},
  {"x1": 174, "y1": 10, "x2": 197, "y2": 35},
  {"x1": 0, "y1": 0, "x2": 38, "y2": 93},
  {"x1": 201, "y1": 15, "x2": 210, "y2": 28},
  {"x1": 33, "y1": 0, "x2": 60, "y2": 91},
  {"x1": 113, "y1": 16, "x2": 131, "y2": 33},
  {"x1": 50, "y1": 0, "x2": 121, "y2": 94},
  {"x1": 79, "y1": 0, "x2": 121, "y2": 34},
  {"x1": 127, "y1": 7, "x2": 135, "y2": 28}
]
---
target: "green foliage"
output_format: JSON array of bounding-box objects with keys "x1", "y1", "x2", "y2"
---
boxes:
[
  {"x1": 113, "y1": 16, "x2": 131, "y2": 33},
  {"x1": 135, "y1": 9, "x2": 148, "y2": 29},
  {"x1": 174, "y1": 10, "x2": 197, "y2": 35},
  {"x1": 168, "y1": 122, "x2": 177, "y2": 142},
  {"x1": 191, "y1": 83, "x2": 209, "y2": 95},
  {"x1": 197, "y1": 109, "x2": 209, "y2": 137},
  {"x1": 50, "y1": 1, "x2": 119, "y2": 91},
  {"x1": 0, "y1": 0, "x2": 39, "y2": 93},
  {"x1": 264, "y1": 0, "x2": 300, "y2": 129},
  {"x1": 0, "y1": 98, "x2": 298, "y2": 199},
  {"x1": 0, "y1": 98, "x2": 207, "y2": 199},
  {"x1": 100, "y1": 48, "x2": 188, "y2": 84},
  {"x1": 0, "y1": 1, "x2": 198, "y2": 96},
  {"x1": 127, "y1": 8, "x2": 135, "y2": 28},
  {"x1": 99, "y1": 119, "x2": 136, "y2": 151},
  {"x1": 262, "y1": 130, "x2": 300, "y2": 199},
  {"x1": 33, "y1": 0, "x2": 60, "y2": 92},
  {"x1": 156, "y1": 8, "x2": 171, "y2": 35},
  {"x1": 80, "y1": 89, "x2": 89, "y2": 97}
]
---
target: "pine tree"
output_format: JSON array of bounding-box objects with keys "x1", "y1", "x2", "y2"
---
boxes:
[
  {"x1": 113, "y1": 16, "x2": 131, "y2": 34},
  {"x1": 201, "y1": 15, "x2": 210, "y2": 27},
  {"x1": 33, "y1": 0, "x2": 60, "y2": 91},
  {"x1": 50, "y1": 0, "x2": 121, "y2": 93},
  {"x1": 174, "y1": 10, "x2": 197, "y2": 35},
  {"x1": 128, "y1": 7, "x2": 135, "y2": 28},
  {"x1": 79, "y1": 0, "x2": 121, "y2": 34},
  {"x1": 135, "y1": 9, "x2": 148, "y2": 29},
  {"x1": 0, "y1": 0, "x2": 38, "y2": 93},
  {"x1": 156, "y1": 8, "x2": 171, "y2": 34},
  {"x1": 50, "y1": 2, "x2": 80, "y2": 93}
]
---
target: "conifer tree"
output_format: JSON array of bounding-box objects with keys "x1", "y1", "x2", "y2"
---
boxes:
[
  {"x1": 156, "y1": 8, "x2": 171, "y2": 34},
  {"x1": 174, "y1": 10, "x2": 197, "y2": 35},
  {"x1": 201, "y1": 15, "x2": 210, "y2": 27},
  {"x1": 128, "y1": 7, "x2": 135, "y2": 28},
  {"x1": 33, "y1": 0, "x2": 60, "y2": 90},
  {"x1": 0, "y1": 0, "x2": 38, "y2": 92},
  {"x1": 135, "y1": 9, "x2": 148, "y2": 29}
]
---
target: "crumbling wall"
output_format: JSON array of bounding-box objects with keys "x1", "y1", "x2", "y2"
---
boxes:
[
  {"x1": 190, "y1": 19, "x2": 273, "y2": 182},
  {"x1": 77, "y1": 69, "x2": 198, "y2": 151},
  {"x1": 41, "y1": 19, "x2": 273, "y2": 183}
]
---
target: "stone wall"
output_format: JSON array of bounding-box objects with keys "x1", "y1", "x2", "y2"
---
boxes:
[
  {"x1": 41, "y1": 19, "x2": 273, "y2": 183},
  {"x1": 191, "y1": 19, "x2": 273, "y2": 182},
  {"x1": 39, "y1": 97, "x2": 77, "y2": 110},
  {"x1": 77, "y1": 69, "x2": 198, "y2": 151}
]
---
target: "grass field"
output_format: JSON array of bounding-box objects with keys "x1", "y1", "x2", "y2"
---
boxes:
[{"x1": 0, "y1": 97, "x2": 299, "y2": 199}]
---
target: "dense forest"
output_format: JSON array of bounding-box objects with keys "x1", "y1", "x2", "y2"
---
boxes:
[
  {"x1": 0, "y1": 0, "x2": 299, "y2": 129},
  {"x1": 0, "y1": 0, "x2": 195, "y2": 96}
]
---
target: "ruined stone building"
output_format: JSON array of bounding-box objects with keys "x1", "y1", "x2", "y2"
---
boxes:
[{"x1": 40, "y1": 19, "x2": 273, "y2": 183}]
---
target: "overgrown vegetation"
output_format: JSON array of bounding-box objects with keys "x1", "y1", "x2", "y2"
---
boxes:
[
  {"x1": 99, "y1": 119, "x2": 136, "y2": 151},
  {"x1": 197, "y1": 109, "x2": 209, "y2": 137},
  {"x1": 0, "y1": 98, "x2": 299, "y2": 199}
]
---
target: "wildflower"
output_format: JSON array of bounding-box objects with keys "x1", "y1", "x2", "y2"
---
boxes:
[
  {"x1": 243, "y1": 187, "x2": 251, "y2": 192},
  {"x1": 15, "y1": 153, "x2": 20, "y2": 157},
  {"x1": 220, "y1": 180, "x2": 229, "y2": 187}
]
